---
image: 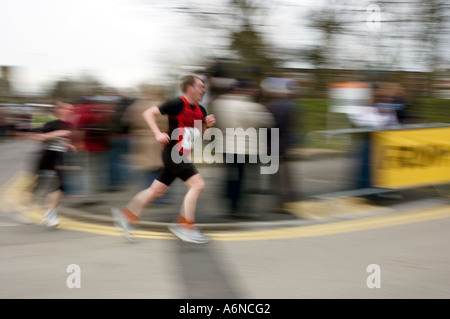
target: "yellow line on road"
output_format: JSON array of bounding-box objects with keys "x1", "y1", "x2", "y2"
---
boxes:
[
  {"x1": 58, "y1": 217, "x2": 174, "y2": 240},
  {"x1": 55, "y1": 204, "x2": 450, "y2": 241},
  {"x1": 209, "y1": 204, "x2": 450, "y2": 241},
  {"x1": 2, "y1": 172, "x2": 450, "y2": 241}
]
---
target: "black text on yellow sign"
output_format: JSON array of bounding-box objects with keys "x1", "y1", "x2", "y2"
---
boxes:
[{"x1": 371, "y1": 127, "x2": 450, "y2": 189}]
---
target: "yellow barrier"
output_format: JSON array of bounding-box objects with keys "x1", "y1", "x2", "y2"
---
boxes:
[{"x1": 371, "y1": 127, "x2": 450, "y2": 189}]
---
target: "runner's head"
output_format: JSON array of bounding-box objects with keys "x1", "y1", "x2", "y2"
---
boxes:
[
  {"x1": 180, "y1": 75, "x2": 206, "y2": 103},
  {"x1": 53, "y1": 100, "x2": 74, "y2": 122}
]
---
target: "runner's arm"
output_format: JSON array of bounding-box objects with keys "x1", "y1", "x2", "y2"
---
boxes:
[
  {"x1": 142, "y1": 106, "x2": 170, "y2": 144},
  {"x1": 199, "y1": 105, "x2": 215, "y2": 135},
  {"x1": 16, "y1": 129, "x2": 71, "y2": 142}
]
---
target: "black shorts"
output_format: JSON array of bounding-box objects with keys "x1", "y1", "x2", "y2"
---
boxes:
[
  {"x1": 34, "y1": 150, "x2": 65, "y2": 193},
  {"x1": 156, "y1": 147, "x2": 199, "y2": 186}
]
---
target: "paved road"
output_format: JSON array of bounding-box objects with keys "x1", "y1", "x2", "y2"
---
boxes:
[
  {"x1": 1, "y1": 139, "x2": 449, "y2": 300},
  {"x1": 1, "y1": 206, "x2": 449, "y2": 299}
]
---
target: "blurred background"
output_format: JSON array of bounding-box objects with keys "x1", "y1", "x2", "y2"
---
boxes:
[
  {"x1": 1, "y1": 0, "x2": 449, "y2": 134},
  {"x1": 1, "y1": 1, "x2": 450, "y2": 300},
  {"x1": 0, "y1": 0, "x2": 450, "y2": 140},
  {"x1": 1, "y1": 0, "x2": 449, "y2": 197}
]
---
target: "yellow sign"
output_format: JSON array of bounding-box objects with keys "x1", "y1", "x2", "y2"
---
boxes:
[{"x1": 371, "y1": 127, "x2": 450, "y2": 189}]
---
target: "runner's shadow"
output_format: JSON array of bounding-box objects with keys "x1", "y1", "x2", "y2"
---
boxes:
[{"x1": 174, "y1": 240, "x2": 242, "y2": 299}]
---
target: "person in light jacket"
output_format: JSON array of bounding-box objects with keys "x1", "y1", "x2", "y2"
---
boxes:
[{"x1": 212, "y1": 79, "x2": 274, "y2": 217}]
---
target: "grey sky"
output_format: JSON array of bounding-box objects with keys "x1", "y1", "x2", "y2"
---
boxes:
[{"x1": 1, "y1": 0, "x2": 448, "y2": 95}]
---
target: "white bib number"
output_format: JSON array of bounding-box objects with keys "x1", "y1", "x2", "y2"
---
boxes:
[{"x1": 181, "y1": 127, "x2": 201, "y2": 151}]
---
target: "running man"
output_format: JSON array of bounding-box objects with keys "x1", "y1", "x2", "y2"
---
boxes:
[
  {"x1": 17, "y1": 101, "x2": 77, "y2": 227},
  {"x1": 112, "y1": 75, "x2": 216, "y2": 243}
]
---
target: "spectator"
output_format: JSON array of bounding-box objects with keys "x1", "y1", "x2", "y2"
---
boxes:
[
  {"x1": 75, "y1": 96, "x2": 113, "y2": 196},
  {"x1": 261, "y1": 77, "x2": 301, "y2": 206},
  {"x1": 108, "y1": 94, "x2": 135, "y2": 191},
  {"x1": 212, "y1": 79, "x2": 274, "y2": 217}
]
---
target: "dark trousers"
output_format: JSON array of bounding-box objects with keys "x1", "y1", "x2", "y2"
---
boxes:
[{"x1": 225, "y1": 154, "x2": 248, "y2": 214}]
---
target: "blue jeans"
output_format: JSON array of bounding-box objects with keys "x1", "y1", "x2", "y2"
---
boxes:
[
  {"x1": 109, "y1": 137, "x2": 131, "y2": 189},
  {"x1": 356, "y1": 137, "x2": 372, "y2": 190}
]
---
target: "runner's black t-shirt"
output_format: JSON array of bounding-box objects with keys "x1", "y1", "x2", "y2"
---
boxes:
[
  {"x1": 32, "y1": 120, "x2": 73, "y2": 152},
  {"x1": 30, "y1": 120, "x2": 74, "y2": 171},
  {"x1": 158, "y1": 97, "x2": 207, "y2": 154},
  {"x1": 159, "y1": 97, "x2": 207, "y2": 132}
]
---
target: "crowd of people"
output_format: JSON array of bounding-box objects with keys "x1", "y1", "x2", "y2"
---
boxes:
[
  {"x1": 5, "y1": 73, "x2": 302, "y2": 242},
  {"x1": 4, "y1": 68, "x2": 419, "y2": 243},
  {"x1": 210, "y1": 76, "x2": 301, "y2": 215}
]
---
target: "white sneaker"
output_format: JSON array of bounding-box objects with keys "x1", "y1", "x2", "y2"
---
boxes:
[
  {"x1": 111, "y1": 208, "x2": 135, "y2": 242},
  {"x1": 41, "y1": 209, "x2": 60, "y2": 227},
  {"x1": 168, "y1": 224, "x2": 211, "y2": 244}
]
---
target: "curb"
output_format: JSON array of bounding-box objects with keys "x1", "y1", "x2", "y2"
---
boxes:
[
  {"x1": 58, "y1": 205, "x2": 310, "y2": 232},
  {"x1": 57, "y1": 191, "x2": 450, "y2": 233},
  {"x1": 56, "y1": 196, "x2": 402, "y2": 232}
]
